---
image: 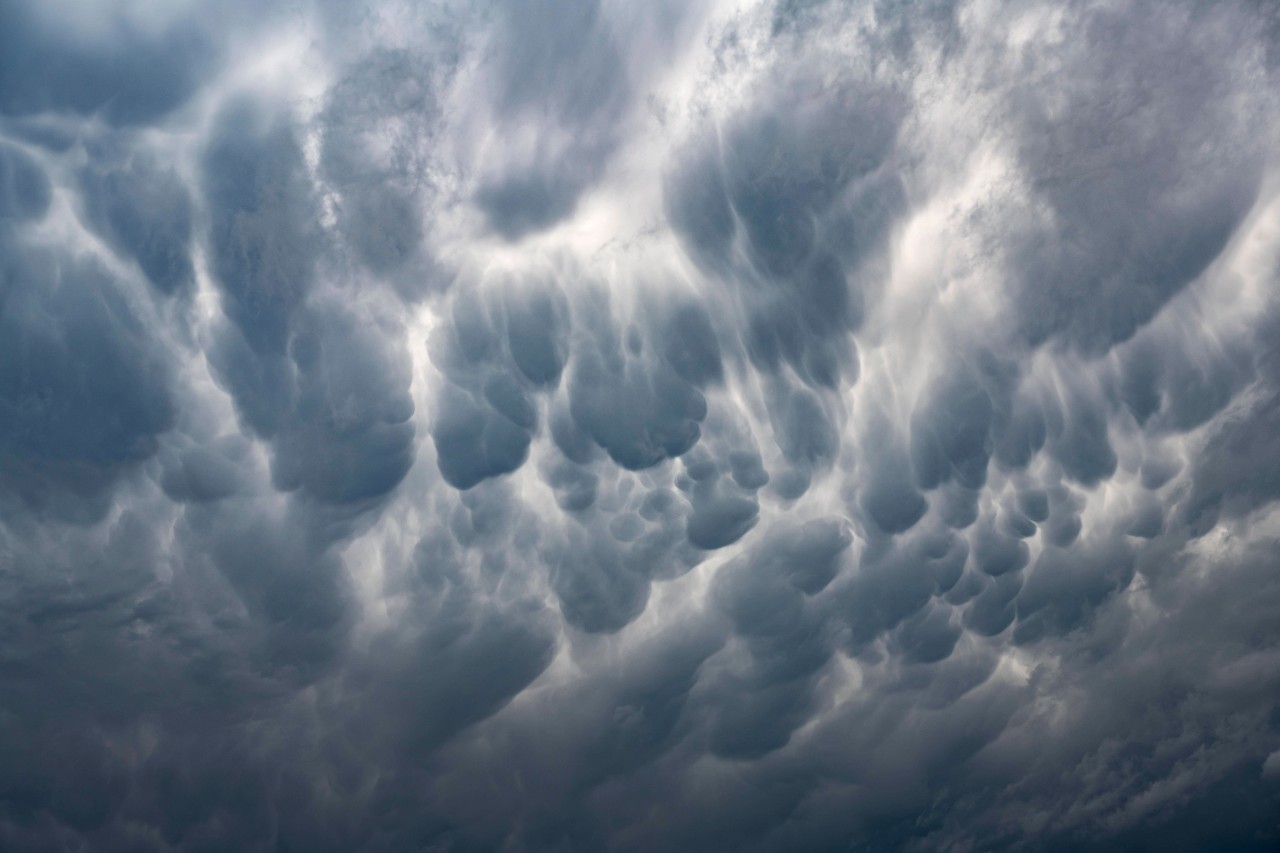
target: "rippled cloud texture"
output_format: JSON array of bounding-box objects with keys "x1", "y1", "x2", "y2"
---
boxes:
[{"x1": 2, "y1": 0, "x2": 1280, "y2": 849}]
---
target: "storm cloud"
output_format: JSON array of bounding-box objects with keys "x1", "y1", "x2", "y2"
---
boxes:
[{"x1": 2, "y1": 0, "x2": 1280, "y2": 850}]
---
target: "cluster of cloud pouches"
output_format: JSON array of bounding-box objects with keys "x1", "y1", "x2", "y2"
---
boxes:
[{"x1": 2, "y1": 0, "x2": 1280, "y2": 849}]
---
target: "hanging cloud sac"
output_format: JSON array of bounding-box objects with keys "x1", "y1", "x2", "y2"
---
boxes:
[
  {"x1": 0, "y1": 242, "x2": 175, "y2": 521},
  {"x1": 78, "y1": 142, "x2": 196, "y2": 295},
  {"x1": 471, "y1": 0, "x2": 636, "y2": 239},
  {"x1": 0, "y1": 1, "x2": 219, "y2": 127},
  {"x1": 317, "y1": 46, "x2": 442, "y2": 285},
  {"x1": 1001, "y1": 3, "x2": 1265, "y2": 355},
  {"x1": 3, "y1": 0, "x2": 1280, "y2": 850}
]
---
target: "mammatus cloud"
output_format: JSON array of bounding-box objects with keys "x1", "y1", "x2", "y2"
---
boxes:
[{"x1": 2, "y1": 0, "x2": 1280, "y2": 849}]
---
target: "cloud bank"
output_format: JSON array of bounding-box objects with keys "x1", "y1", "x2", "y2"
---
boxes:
[{"x1": 2, "y1": 0, "x2": 1280, "y2": 849}]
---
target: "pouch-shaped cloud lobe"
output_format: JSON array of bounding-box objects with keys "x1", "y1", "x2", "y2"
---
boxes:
[{"x1": 2, "y1": 0, "x2": 1280, "y2": 850}]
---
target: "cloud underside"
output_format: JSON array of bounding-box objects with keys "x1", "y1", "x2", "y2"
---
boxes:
[{"x1": 1, "y1": 0, "x2": 1280, "y2": 850}]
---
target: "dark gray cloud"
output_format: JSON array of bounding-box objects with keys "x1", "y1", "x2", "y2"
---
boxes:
[
  {"x1": 317, "y1": 46, "x2": 443, "y2": 283},
  {"x1": 79, "y1": 141, "x2": 195, "y2": 294},
  {"x1": 0, "y1": 140, "x2": 50, "y2": 221},
  {"x1": 564, "y1": 289, "x2": 716, "y2": 471},
  {"x1": 202, "y1": 98, "x2": 417, "y2": 508},
  {"x1": 0, "y1": 1, "x2": 218, "y2": 126},
  {"x1": 0, "y1": 239, "x2": 174, "y2": 521},
  {"x1": 471, "y1": 0, "x2": 640, "y2": 238},
  {"x1": 1000, "y1": 1, "x2": 1265, "y2": 355},
  {"x1": 2, "y1": 0, "x2": 1280, "y2": 850},
  {"x1": 203, "y1": 97, "x2": 319, "y2": 361}
]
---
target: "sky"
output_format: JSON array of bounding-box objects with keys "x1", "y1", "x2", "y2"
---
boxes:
[{"x1": 1, "y1": 0, "x2": 1280, "y2": 850}]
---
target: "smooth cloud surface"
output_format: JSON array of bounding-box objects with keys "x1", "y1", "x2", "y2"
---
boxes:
[{"x1": 2, "y1": 0, "x2": 1280, "y2": 850}]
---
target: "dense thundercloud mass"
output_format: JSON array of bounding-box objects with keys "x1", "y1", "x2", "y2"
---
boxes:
[{"x1": 2, "y1": 1, "x2": 1280, "y2": 850}]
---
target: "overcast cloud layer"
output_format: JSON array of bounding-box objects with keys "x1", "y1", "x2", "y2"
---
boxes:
[{"x1": 2, "y1": 0, "x2": 1280, "y2": 850}]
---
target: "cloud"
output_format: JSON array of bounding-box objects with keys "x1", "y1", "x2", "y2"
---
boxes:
[
  {"x1": 0, "y1": 1, "x2": 219, "y2": 126},
  {"x1": 0, "y1": 240, "x2": 174, "y2": 521},
  {"x1": 1, "y1": 0, "x2": 1279, "y2": 850}
]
